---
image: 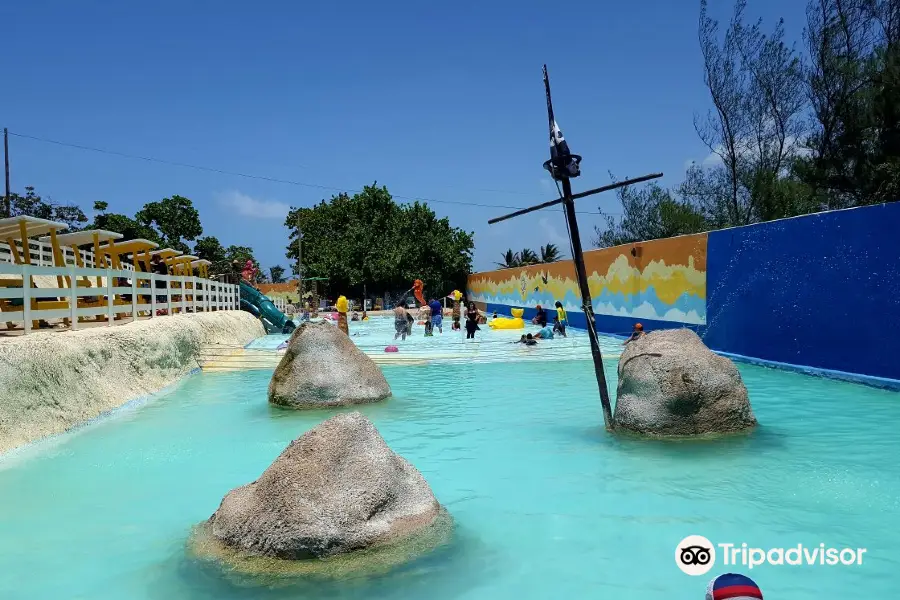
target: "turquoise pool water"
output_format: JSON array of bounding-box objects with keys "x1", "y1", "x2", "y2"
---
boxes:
[{"x1": 1, "y1": 320, "x2": 899, "y2": 598}]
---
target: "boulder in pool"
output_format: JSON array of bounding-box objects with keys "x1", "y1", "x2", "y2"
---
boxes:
[
  {"x1": 268, "y1": 321, "x2": 391, "y2": 408},
  {"x1": 204, "y1": 412, "x2": 446, "y2": 561},
  {"x1": 613, "y1": 329, "x2": 756, "y2": 436}
]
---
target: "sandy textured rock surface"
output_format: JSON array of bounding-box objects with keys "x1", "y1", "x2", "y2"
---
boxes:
[
  {"x1": 613, "y1": 328, "x2": 757, "y2": 436},
  {"x1": 268, "y1": 321, "x2": 391, "y2": 408},
  {"x1": 207, "y1": 412, "x2": 442, "y2": 560},
  {"x1": 0, "y1": 311, "x2": 264, "y2": 453}
]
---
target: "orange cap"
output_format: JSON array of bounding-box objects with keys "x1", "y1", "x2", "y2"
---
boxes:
[{"x1": 634, "y1": 323, "x2": 643, "y2": 330}]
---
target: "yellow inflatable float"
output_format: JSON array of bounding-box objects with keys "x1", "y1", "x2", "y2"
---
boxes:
[{"x1": 489, "y1": 307, "x2": 525, "y2": 330}]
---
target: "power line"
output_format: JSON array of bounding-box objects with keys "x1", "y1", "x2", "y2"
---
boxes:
[{"x1": 7, "y1": 130, "x2": 622, "y2": 216}]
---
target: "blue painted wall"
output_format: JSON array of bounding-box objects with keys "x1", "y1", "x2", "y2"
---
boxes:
[
  {"x1": 704, "y1": 203, "x2": 900, "y2": 381},
  {"x1": 474, "y1": 203, "x2": 900, "y2": 382}
]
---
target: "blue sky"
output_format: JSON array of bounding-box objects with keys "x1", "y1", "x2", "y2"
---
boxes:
[{"x1": 3, "y1": 0, "x2": 807, "y2": 274}]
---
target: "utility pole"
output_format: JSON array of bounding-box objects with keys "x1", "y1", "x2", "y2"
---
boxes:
[
  {"x1": 296, "y1": 212, "x2": 303, "y2": 301},
  {"x1": 3, "y1": 128, "x2": 10, "y2": 218},
  {"x1": 487, "y1": 65, "x2": 663, "y2": 431}
]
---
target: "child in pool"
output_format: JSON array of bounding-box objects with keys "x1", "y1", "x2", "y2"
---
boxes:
[
  {"x1": 623, "y1": 323, "x2": 645, "y2": 345},
  {"x1": 422, "y1": 305, "x2": 434, "y2": 336},
  {"x1": 515, "y1": 333, "x2": 538, "y2": 346}
]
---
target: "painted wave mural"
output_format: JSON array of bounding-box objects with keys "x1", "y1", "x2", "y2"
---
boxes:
[{"x1": 467, "y1": 234, "x2": 707, "y2": 325}]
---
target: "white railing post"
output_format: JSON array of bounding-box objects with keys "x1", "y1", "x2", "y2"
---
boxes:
[
  {"x1": 180, "y1": 276, "x2": 187, "y2": 314},
  {"x1": 131, "y1": 275, "x2": 138, "y2": 322},
  {"x1": 106, "y1": 269, "x2": 114, "y2": 325},
  {"x1": 191, "y1": 277, "x2": 197, "y2": 313},
  {"x1": 166, "y1": 276, "x2": 172, "y2": 314},
  {"x1": 23, "y1": 265, "x2": 32, "y2": 334},
  {"x1": 69, "y1": 266, "x2": 78, "y2": 331},
  {"x1": 150, "y1": 273, "x2": 157, "y2": 317}
]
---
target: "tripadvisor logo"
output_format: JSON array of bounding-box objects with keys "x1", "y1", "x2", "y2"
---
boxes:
[{"x1": 675, "y1": 535, "x2": 868, "y2": 575}]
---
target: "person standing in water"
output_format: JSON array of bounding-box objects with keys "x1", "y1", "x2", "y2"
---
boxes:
[
  {"x1": 394, "y1": 306, "x2": 411, "y2": 341},
  {"x1": 428, "y1": 298, "x2": 443, "y2": 334},
  {"x1": 465, "y1": 302, "x2": 481, "y2": 339},
  {"x1": 554, "y1": 301, "x2": 568, "y2": 329},
  {"x1": 552, "y1": 315, "x2": 567, "y2": 337}
]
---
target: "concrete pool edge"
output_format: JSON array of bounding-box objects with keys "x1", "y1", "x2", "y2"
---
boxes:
[{"x1": 0, "y1": 311, "x2": 265, "y2": 455}]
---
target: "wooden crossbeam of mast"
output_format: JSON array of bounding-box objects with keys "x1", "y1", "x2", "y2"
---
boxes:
[{"x1": 487, "y1": 172, "x2": 663, "y2": 225}]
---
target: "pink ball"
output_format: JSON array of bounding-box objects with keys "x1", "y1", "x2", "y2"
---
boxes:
[{"x1": 384, "y1": 345, "x2": 399, "y2": 353}]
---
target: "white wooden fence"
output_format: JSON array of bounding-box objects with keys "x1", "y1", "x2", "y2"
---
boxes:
[{"x1": 0, "y1": 262, "x2": 239, "y2": 334}]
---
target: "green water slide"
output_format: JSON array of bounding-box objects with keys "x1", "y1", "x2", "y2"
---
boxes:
[{"x1": 239, "y1": 281, "x2": 296, "y2": 334}]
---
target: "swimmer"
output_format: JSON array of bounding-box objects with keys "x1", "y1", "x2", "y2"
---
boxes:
[
  {"x1": 351, "y1": 311, "x2": 360, "y2": 322},
  {"x1": 533, "y1": 324, "x2": 554, "y2": 340},
  {"x1": 514, "y1": 333, "x2": 537, "y2": 346},
  {"x1": 623, "y1": 322, "x2": 645, "y2": 345},
  {"x1": 552, "y1": 315, "x2": 567, "y2": 337}
]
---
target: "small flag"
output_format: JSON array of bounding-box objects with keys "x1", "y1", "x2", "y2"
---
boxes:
[
  {"x1": 549, "y1": 120, "x2": 570, "y2": 156},
  {"x1": 545, "y1": 119, "x2": 581, "y2": 179}
]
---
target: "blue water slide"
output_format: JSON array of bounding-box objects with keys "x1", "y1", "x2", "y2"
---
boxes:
[{"x1": 239, "y1": 281, "x2": 296, "y2": 334}]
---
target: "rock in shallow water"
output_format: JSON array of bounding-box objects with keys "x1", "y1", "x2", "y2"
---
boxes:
[
  {"x1": 613, "y1": 329, "x2": 757, "y2": 436},
  {"x1": 268, "y1": 321, "x2": 391, "y2": 408},
  {"x1": 204, "y1": 412, "x2": 444, "y2": 562}
]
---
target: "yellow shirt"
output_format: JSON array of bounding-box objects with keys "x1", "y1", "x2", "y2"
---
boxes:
[{"x1": 556, "y1": 306, "x2": 567, "y2": 322}]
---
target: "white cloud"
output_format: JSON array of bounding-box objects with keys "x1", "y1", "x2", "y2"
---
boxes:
[{"x1": 216, "y1": 190, "x2": 289, "y2": 219}]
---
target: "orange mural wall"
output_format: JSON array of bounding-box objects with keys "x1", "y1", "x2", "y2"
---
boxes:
[{"x1": 467, "y1": 234, "x2": 707, "y2": 327}]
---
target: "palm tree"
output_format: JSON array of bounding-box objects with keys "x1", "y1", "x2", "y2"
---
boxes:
[
  {"x1": 519, "y1": 248, "x2": 539, "y2": 266},
  {"x1": 496, "y1": 249, "x2": 521, "y2": 269},
  {"x1": 540, "y1": 243, "x2": 562, "y2": 263}
]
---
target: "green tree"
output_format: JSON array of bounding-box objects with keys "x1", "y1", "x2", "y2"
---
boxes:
[
  {"x1": 91, "y1": 201, "x2": 160, "y2": 241},
  {"x1": 796, "y1": 0, "x2": 900, "y2": 207},
  {"x1": 539, "y1": 243, "x2": 562, "y2": 263},
  {"x1": 285, "y1": 184, "x2": 473, "y2": 297},
  {"x1": 193, "y1": 235, "x2": 230, "y2": 275},
  {"x1": 269, "y1": 265, "x2": 286, "y2": 283},
  {"x1": 519, "y1": 248, "x2": 539, "y2": 265},
  {"x1": 135, "y1": 195, "x2": 202, "y2": 253},
  {"x1": 6, "y1": 186, "x2": 88, "y2": 229},
  {"x1": 594, "y1": 181, "x2": 708, "y2": 248},
  {"x1": 496, "y1": 249, "x2": 520, "y2": 269},
  {"x1": 689, "y1": 0, "x2": 807, "y2": 227}
]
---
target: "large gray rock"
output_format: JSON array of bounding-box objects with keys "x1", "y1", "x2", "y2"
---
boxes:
[
  {"x1": 268, "y1": 321, "x2": 391, "y2": 408},
  {"x1": 613, "y1": 329, "x2": 756, "y2": 436},
  {"x1": 207, "y1": 412, "x2": 443, "y2": 560}
]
